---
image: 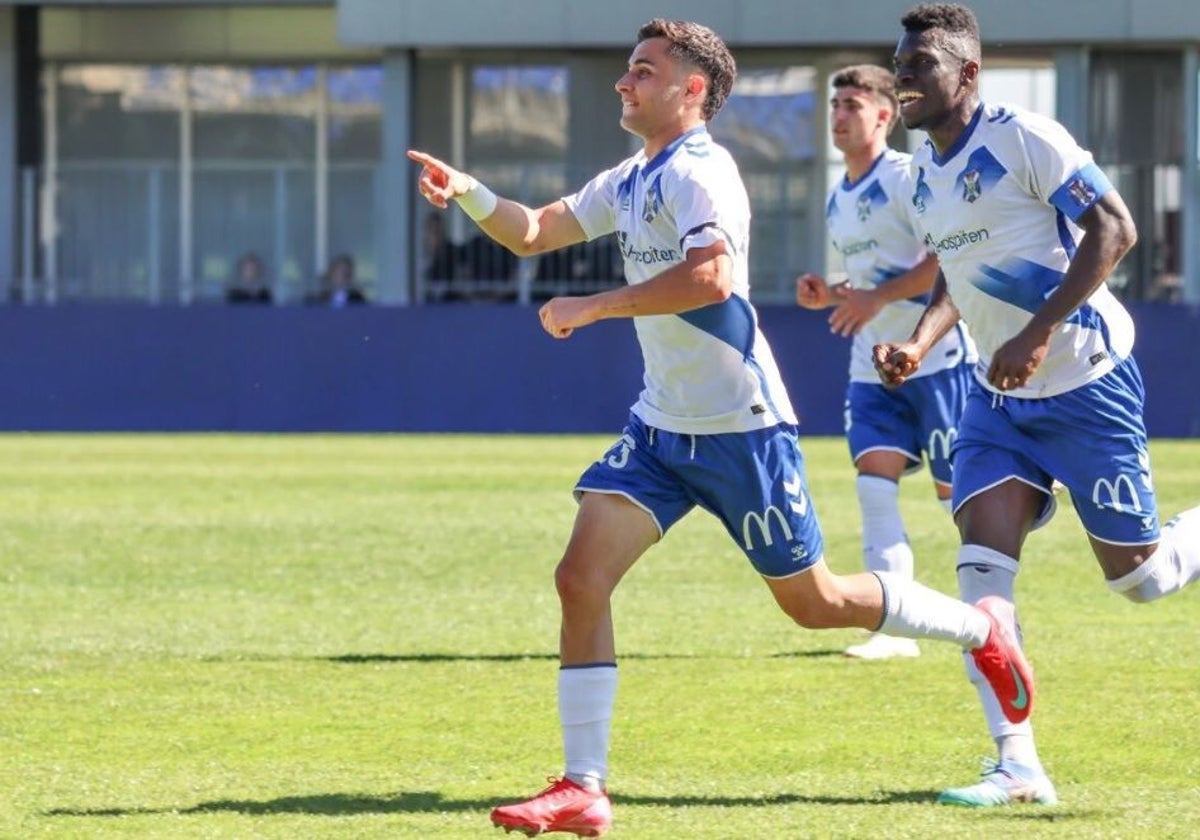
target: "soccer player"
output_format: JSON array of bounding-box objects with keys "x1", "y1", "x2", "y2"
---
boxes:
[
  {"x1": 797, "y1": 64, "x2": 976, "y2": 660},
  {"x1": 410, "y1": 18, "x2": 1032, "y2": 836},
  {"x1": 878, "y1": 2, "x2": 1200, "y2": 808}
]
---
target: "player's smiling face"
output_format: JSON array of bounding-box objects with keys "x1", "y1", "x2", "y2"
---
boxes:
[
  {"x1": 892, "y1": 29, "x2": 972, "y2": 133},
  {"x1": 615, "y1": 37, "x2": 689, "y2": 141}
]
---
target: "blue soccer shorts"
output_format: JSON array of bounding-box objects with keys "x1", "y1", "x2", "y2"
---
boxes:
[
  {"x1": 951, "y1": 356, "x2": 1160, "y2": 545},
  {"x1": 844, "y1": 362, "x2": 973, "y2": 485},
  {"x1": 575, "y1": 414, "x2": 824, "y2": 578}
]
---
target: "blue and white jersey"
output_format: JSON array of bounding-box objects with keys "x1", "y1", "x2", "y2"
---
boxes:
[
  {"x1": 826, "y1": 148, "x2": 975, "y2": 383},
  {"x1": 908, "y1": 102, "x2": 1134, "y2": 398},
  {"x1": 564, "y1": 126, "x2": 797, "y2": 434}
]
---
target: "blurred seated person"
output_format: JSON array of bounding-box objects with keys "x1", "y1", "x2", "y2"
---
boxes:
[
  {"x1": 225, "y1": 252, "x2": 273, "y2": 304},
  {"x1": 422, "y1": 212, "x2": 459, "y2": 285},
  {"x1": 533, "y1": 238, "x2": 624, "y2": 300},
  {"x1": 307, "y1": 254, "x2": 367, "y2": 307},
  {"x1": 454, "y1": 233, "x2": 518, "y2": 302}
]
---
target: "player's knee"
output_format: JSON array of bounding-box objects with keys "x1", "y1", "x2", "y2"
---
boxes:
[
  {"x1": 554, "y1": 559, "x2": 604, "y2": 606},
  {"x1": 1106, "y1": 533, "x2": 1199, "y2": 605}
]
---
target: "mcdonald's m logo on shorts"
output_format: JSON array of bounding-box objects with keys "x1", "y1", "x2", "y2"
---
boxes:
[
  {"x1": 1091, "y1": 474, "x2": 1141, "y2": 513},
  {"x1": 741, "y1": 506, "x2": 794, "y2": 551},
  {"x1": 927, "y1": 427, "x2": 957, "y2": 462}
]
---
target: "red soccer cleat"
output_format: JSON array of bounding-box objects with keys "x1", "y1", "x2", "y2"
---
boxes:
[
  {"x1": 491, "y1": 776, "x2": 613, "y2": 837},
  {"x1": 970, "y1": 596, "x2": 1035, "y2": 724}
]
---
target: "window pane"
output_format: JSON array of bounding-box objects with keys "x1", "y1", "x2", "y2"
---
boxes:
[
  {"x1": 328, "y1": 66, "x2": 382, "y2": 300},
  {"x1": 712, "y1": 67, "x2": 817, "y2": 302},
  {"x1": 192, "y1": 66, "x2": 318, "y2": 303},
  {"x1": 56, "y1": 65, "x2": 182, "y2": 301}
]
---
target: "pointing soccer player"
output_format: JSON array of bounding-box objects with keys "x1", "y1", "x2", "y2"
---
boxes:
[
  {"x1": 877, "y1": 2, "x2": 1200, "y2": 808},
  {"x1": 412, "y1": 17, "x2": 1034, "y2": 836},
  {"x1": 798, "y1": 64, "x2": 976, "y2": 660}
]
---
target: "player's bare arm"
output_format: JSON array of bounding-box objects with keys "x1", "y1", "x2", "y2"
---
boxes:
[
  {"x1": 829, "y1": 253, "x2": 939, "y2": 337},
  {"x1": 987, "y1": 191, "x2": 1137, "y2": 391},
  {"x1": 408, "y1": 149, "x2": 586, "y2": 256},
  {"x1": 873, "y1": 269, "x2": 960, "y2": 386},
  {"x1": 539, "y1": 242, "x2": 732, "y2": 339}
]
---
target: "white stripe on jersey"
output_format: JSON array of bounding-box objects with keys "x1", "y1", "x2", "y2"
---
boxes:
[
  {"x1": 826, "y1": 148, "x2": 976, "y2": 382},
  {"x1": 563, "y1": 127, "x2": 797, "y2": 434},
  {"x1": 909, "y1": 102, "x2": 1134, "y2": 398}
]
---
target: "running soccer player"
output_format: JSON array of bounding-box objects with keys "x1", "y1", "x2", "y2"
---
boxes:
[
  {"x1": 411, "y1": 18, "x2": 1032, "y2": 836},
  {"x1": 798, "y1": 63, "x2": 976, "y2": 660},
  {"x1": 878, "y1": 2, "x2": 1200, "y2": 808}
]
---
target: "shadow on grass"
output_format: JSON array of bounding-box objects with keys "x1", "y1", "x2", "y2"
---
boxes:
[
  {"x1": 43, "y1": 789, "x2": 1105, "y2": 819},
  {"x1": 321, "y1": 652, "x2": 710, "y2": 664},
  {"x1": 768, "y1": 649, "x2": 849, "y2": 659},
  {"x1": 41, "y1": 790, "x2": 926, "y2": 819},
  {"x1": 198, "y1": 652, "x2": 718, "y2": 665}
]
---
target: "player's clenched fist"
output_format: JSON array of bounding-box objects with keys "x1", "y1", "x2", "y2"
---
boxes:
[{"x1": 872, "y1": 342, "x2": 923, "y2": 388}]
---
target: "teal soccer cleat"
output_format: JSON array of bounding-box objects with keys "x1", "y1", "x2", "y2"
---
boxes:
[{"x1": 938, "y1": 759, "x2": 1058, "y2": 807}]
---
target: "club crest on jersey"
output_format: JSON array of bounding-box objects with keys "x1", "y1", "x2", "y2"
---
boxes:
[
  {"x1": 642, "y1": 176, "x2": 663, "y2": 223},
  {"x1": 955, "y1": 147, "x2": 1007, "y2": 204},
  {"x1": 962, "y1": 169, "x2": 982, "y2": 202},
  {"x1": 856, "y1": 194, "x2": 872, "y2": 221},
  {"x1": 1068, "y1": 176, "x2": 1096, "y2": 207},
  {"x1": 854, "y1": 180, "x2": 888, "y2": 222}
]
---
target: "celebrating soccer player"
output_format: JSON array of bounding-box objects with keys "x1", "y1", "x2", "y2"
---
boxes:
[
  {"x1": 876, "y1": 2, "x2": 1200, "y2": 807},
  {"x1": 798, "y1": 63, "x2": 976, "y2": 660},
  {"x1": 412, "y1": 17, "x2": 1035, "y2": 836}
]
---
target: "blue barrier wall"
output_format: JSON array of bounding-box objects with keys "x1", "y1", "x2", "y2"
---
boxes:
[{"x1": 0, "y1": 303, "x2": 1197, "y2": 436}]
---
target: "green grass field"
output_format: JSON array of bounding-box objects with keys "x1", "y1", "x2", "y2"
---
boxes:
[{"x1": 1, "y1": 434, "x2": 1198, "y2": 839}]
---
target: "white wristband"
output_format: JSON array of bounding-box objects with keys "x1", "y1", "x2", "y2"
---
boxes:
[{"x1": 454, "y1": 177, "x2": 499, "y2": 221}]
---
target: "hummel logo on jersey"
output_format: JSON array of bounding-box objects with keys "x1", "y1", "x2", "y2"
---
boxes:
[
  {"x1": 912, "y1": 167, "x2": 932, "y2": 214},
  {"x1": 643, "y1": 176, "x2": 663, "y2": 223}
]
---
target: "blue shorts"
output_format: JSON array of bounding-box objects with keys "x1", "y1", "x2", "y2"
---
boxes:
[
  {"x1": 575, "y1": 414, "x2": 824, "y2": 578},
  {"x1": 952, "y1": 357, "x2": 1160, "y2": 545},
  {"x1": 844, "y1": 362, "x2": 972, "y2": 485}
]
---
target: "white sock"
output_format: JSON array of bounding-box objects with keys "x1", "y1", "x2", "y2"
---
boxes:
[
  {"x1": 559, "y1": 665, "x2": 617, "y2": 790},
  {"x1": 956, "y1": 544, "x2": 1041, "y2": 769},
  {"x1": 875, "y1": 571, "x2": 990, "y2": 647},
  {"x1": 938, "y1": 497, "x2": 953, "y2": 515},
  {"x1": 857, "y1": 475, "x2": 914, "y2": 579},
  {"x1": 1107, "y1": 505, "x2": 1200, "y2": 603}
]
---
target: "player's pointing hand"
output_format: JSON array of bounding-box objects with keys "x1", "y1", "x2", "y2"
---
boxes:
[{"x1": 407, "y1": 149, "x2": 474, "y2": 209}]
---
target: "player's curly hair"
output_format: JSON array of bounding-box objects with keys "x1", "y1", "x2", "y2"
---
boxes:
[
  {"x1": 637, "y1": 19, "x2": 736, "y2": 121},
  {"x1": 832, "y1": 65, "x2": 900, "y2": 132},
  {"x1": 901, "y1": 3, "x2": 981, "y2": 62}
]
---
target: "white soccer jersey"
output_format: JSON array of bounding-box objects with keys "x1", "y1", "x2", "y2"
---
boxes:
[
  {"x1": 826, "y1": 148, "x2": 975, "y2": 383},
  {"x1": 909, "y1": 102, "x2": 1135, "y2": 398},
  {"x1": 564, "y1": 126, "x2": 797, "y2": 434}
]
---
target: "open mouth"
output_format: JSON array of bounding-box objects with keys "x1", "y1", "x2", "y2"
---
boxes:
[{"x1": 897, "y1": 90, "x2": 924, "y2": 108}]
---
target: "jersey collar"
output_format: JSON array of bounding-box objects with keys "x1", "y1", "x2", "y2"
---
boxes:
[
  {"x1": 841, "y1": 149, "x2": 889, "y2": 191},
  {"x1": 643, "y1": 125, "x2": 709, "y2": 176},
  {"x1": 928, "y1": 102, "x2": 985, "y2": 167}
]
